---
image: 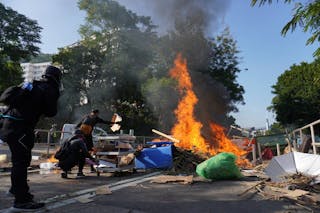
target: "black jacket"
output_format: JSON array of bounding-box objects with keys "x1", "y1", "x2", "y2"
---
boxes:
[
  {"x1": 76, "y1": 114, "x2": 112, "y2": 128},
  {"x1": 0, "y1": 78, "x2": 60, "y2": 141},
  {"x1": 57, "y1": 135, "x2": 93, "y2": 170}
]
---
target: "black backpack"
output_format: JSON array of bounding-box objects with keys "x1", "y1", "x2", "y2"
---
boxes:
[
  {"x1": 0, "y1": 84, "x2": 31, "y2": 107},
  {"x1": 54, "y1": 140, "x2": 71, "y2": 160},
  {"x1": 54, "y1": 137, "x2": 82, "y2": 160}
]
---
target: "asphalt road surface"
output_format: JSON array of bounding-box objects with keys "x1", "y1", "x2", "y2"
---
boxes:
[{"x1": 0, "y1": 143, "x2": 312, "y2": 213}]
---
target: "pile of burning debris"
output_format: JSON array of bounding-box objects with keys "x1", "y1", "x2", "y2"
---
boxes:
[{"x1": 170, "y1": 146, "x2": 207, "y2": 174}]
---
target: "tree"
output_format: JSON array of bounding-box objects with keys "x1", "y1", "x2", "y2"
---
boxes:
[
  {"x1": 54, "y1": 0, "x2": 159, "y2": 134},
  {"x1": 266, "y1": 122, "x2": 286, "y2": 135},
  {"x1": 0, "y1": 3, "x2": 42, "y2": 92},
  {"x1": 207, "y1": 29, "x2": 245, "y2": 111},
  {"x1": 52, "y1": 44, "x2": 93, "y2": 126},
  {"x1": 269, "y1": 58, "x2": 320, "y2": 127},
  {"x1": 251, "y1": 0, "x2": 320, "y2": 57}
]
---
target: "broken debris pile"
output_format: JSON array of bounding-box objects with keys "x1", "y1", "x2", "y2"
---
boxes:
[
  {"x1": 171, "y1": 147, "x2": 206, "y2": 174},
  {"x1": 241, "y1": 163, "x2": 320, "y2": 211},
  {"x1": 269, "y1": 173, "x2": 320, "y2": 193}
]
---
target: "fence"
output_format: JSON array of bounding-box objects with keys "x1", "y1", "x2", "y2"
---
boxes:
[
  {"x1": 34, "y1": 129, "x2": 64, "y2": 156},
  {"x1": 33, "y1": 128, "x2": 160, "y2": 156},
  {"x1": 290, "y1": 118, "x2": 320, "y2": 154}
]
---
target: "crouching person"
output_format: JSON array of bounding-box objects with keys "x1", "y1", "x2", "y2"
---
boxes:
[{"x1": 55, "y1": 129, "x2": 96, "y2": 178}]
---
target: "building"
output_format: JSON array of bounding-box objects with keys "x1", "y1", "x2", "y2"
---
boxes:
[{"x1": 21, "y1": 62, "x2": 51, "y2": 82}]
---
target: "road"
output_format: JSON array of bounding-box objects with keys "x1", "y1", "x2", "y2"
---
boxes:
[{"x1": 0, "y1": 143, "x2": 311, "y2": 213}]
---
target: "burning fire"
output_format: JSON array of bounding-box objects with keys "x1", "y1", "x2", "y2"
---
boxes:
[
  {"x1": 47, "y1": 154, "x2": 58, "y2": 163},
  {"x1": 169, "y1": 54, "x2": 250, "y2": 167}
]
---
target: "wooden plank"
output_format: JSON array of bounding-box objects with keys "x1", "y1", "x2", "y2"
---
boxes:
[
  {"x1": 150, "y1": 175, "x2": 193, "y2": 184},
  {"x1": 152, "y1": 129, "x2": 180, "y2": 143},
  {"x1": 95, "y1": 186, "x2": 112, "y2": 195},
  {"x1": 285, "y1": 189, "x2": 309, "y2": 198},
  {"x1": 238, "y1": 181, "x2": 264, "y2": 196}
]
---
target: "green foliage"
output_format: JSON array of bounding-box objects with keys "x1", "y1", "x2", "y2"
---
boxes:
[
  {"x1": 78, "y1": 0, "x2": 156, "y2": 35},
  {"x1": 53, "y1": 43, "x2": 102, "y2": 125},
  {"x1": 207, "y1": 29, "x2": 245, "y2": 110},
  {"x1": 251, "y1": 0, "x2": 320, "y2": 57},
  {"x1": 265, "y1": 122, "x2": 286, "y2": 135},
  {"x1": 0, "y1": 60, "x2": 23, "y2": 93},
  {"x1": 0, "y1": 3, "x2": 41, "y2": 92},
  {"x1": 141, "y1": 77, "x2": 179, "y2": 132},
  {"x1": 270, "y1": 58, "x2": 320, "y2": 127}
]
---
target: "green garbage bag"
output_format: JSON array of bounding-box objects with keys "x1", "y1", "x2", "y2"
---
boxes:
[{"x1": 196, "y1": 152, "x2": 243, "y2": 180}]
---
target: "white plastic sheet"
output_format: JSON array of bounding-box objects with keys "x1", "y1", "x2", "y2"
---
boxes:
[{"x1": 265, "y1": 151, "x2": 320, "y2": 182}]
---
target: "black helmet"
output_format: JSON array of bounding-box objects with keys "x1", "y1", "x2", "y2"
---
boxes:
[{"x1": 44, "y1": 65, "x2": 62, "y2": 83}]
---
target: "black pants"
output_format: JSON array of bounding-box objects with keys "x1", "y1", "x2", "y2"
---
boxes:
[
  {"x1": 7, "y1": 130, "x2": 34, "y2": 204},
  {"x1": 84, "y1": 134, "x2": 94, "y2": 171},
  {"x1": 59, "y1": 151, "x2": 85, "y2": 173},
  {"x1": 84, "y1": 134, "x2": 93, "y2": 151},
  {"x1": 78, "y1": 152, "x2": 85, "y2": 172}
]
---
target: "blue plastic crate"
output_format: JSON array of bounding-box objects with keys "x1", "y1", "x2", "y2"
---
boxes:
[{"x1": 135, "y1": 142, "x2": 173, "y2": 169}]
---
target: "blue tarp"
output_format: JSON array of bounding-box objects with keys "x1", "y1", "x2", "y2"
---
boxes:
[{"x1": 135, "y1": 142, "x2": 173, "y2": 169}]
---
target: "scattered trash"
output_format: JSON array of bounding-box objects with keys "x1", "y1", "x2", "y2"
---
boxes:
[
  {"x1": 150, "y1": 175, "x2": 193, "y2": 184},
  {"x1": 95, "y1": 186, "x2": 112, "y2": 195},
  {"x1": 32, "y1": 155, "x2": 40, "y2": 160},
  {"x1": 95, "y1": 160, "x2": 116, "y2": 168},
  {"x1": 171, "y1": 147, "x2": 206, "y2": 174},
  {"x1": 39, "y1": 162, "x2": 56, "y2": 170},
  {"x1": 75, "y1": 194, "x2": 94, "y2": 203},
  {"x1": 196, "y1": 152, "x2": 243, "y2": 180},
  {"x1": 265, "y1": 151, "x2": 320, "y2": 182}
]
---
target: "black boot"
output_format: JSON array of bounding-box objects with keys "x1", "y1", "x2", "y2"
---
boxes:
[
  {"x1": 90, "y1": 165, "x2": 96, "y2": 173},
  {"x1": 61, "y1": 171, "x2": 68, "y2": 179},
  {"x1": 12, "y1": 201, "x2": 45, "y2": 211},
  {"x1": 76, "y1": 172, "x2": 85, "y2": 178}
]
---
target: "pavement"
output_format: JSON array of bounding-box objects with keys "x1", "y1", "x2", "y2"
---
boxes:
[{"x1": 0, "y1": 143, "x2": 313, "y2": 213}]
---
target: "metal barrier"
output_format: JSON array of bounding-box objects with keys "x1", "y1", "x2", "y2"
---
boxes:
[
  {"x1": 33, "y1": 129, "x2": 159, "y2": 156},
  {"x1": 290, "y1": 118, "x2": 320, "y2": 154},
  {"x1": 34, "y1": 129, "x2": 66, "y2": 156}
]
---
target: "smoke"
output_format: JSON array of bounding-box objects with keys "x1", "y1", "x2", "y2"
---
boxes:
[
  {"x1": 115, "y1": 0, "x2": 234, "y2": 130},
  {"x1": 191, "y1": 71, "x2": 231, "y2": 140},
  {"x1": 116, "y1": 0, "x2": 230, "y2": 36}
]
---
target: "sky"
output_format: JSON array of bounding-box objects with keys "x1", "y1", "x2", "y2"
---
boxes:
[{"x1": 0, "y1": 0, "x2": 317, "y2": 129}]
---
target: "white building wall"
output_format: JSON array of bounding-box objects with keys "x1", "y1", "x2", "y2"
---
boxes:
[{"x1": 21, "y1": 62, "x2": 51, "y2": 82}]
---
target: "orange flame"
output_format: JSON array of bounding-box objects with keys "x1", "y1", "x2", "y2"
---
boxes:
[
  {"x1": 169, "y1": 54, "x2": 249, "y2": 167},
  {"x1": 47, "y1": 154, "x2": 58, "y2": 163}
]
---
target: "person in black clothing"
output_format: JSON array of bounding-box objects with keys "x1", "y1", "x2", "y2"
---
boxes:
[
  {"x1": 0, "y1": 65, "x2": 61, "y2": 211},
  {"x1": 57, "y1": 129, "x2": 96, "y2": 178},
  {"x1": 76, "y1": 109, "x2": 117, "y2": 172}
]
